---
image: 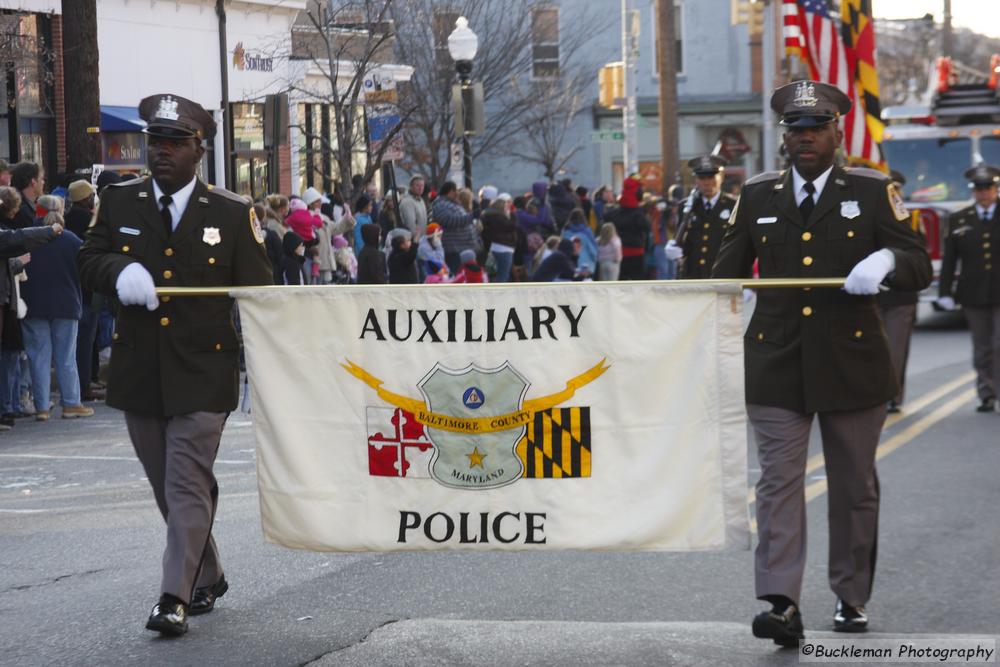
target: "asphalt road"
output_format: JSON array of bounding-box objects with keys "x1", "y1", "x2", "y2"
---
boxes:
[{"x1": 1, "y1": 314, "x2": 998, "y2": 666}]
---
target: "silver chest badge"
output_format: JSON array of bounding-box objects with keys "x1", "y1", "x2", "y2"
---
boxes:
[
  {"x1": 719, "y1": 209, "x2": 731, "y2": 221},
  {"x1": 203, "y1": 227, "x2": 222, "y2": 246},
  {"x1": 840, "y1": 201, "x2": 861, "y2": 219}
]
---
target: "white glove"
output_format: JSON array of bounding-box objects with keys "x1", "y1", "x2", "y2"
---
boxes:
[
  {"x1": 936, "y1": 296, "x2": 956, "y2": 311},
  {"x1": 743, "y1": 288, "x2": 755, "y2": 303},
  {"x1": 115, "y1": 262, "x2": 159, "y2": 311},
  {"x1": 844, "y1": 249, "x2": 895, "y2": 295},
  {"x1": 664, "y1": 240, "x2": 684, "y2": 261}
]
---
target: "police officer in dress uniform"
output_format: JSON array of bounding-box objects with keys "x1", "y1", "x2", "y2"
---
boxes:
[
  {"x1": 712, "y1": 81, "x2": 931, "y2": 646},
  {"x1": 78, "y1": 94, "x2": 272, "y2": 636},
  {"x1": 664, "y1": 155, "x2": 737, "y2": 278},
  {"x1": 936, "y1": 165, "x2": 1000, "y2": 413},
  {"x1": 877, "y1": 170, "x2": 924, "y2": 413}
]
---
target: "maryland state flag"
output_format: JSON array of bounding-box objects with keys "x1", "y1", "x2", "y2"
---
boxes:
[
  {"x1": 840, "y1": 0, "x2": 885, "y2": 170},
  {"x1": 516, "y1": 408, "x2": 591, "y2": 478}
]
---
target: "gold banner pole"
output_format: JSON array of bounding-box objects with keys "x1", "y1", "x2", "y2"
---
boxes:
[{"x1": 154, "y1": 277, "x2": 846, "y2": 297}]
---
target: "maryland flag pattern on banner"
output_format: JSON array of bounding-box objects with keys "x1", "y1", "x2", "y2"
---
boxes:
[
  {"x1": 516, "y1": 408, "x2": 591, "y2": 479},
  {"x1": 234, "y1": 282, "x2": 751, "y2": 553},
  {"x1": 840, "y1": 0, "x2": 885, "y2": 169}
]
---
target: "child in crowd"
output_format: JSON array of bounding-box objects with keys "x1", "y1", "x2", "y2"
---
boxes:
[
  {"x1": 597, "y1": 222, "x2": 622, "y2": 281},
  {"x1": 332, "y1": 234, "x2": 356, "y2": 283},
  {"x1": 423, "y1": 259, "x2": 450, "y2": 284},
  {"x1": 387, "y1": 231, "x2": 419, "y2": 284},
  {"x1": 356, "y1": 223, "x2": 386, "y2": 284},
  {"x1": 353, "y1": 195, "x2": 373, "y2": 250},
  {"x1": 307, "y1": 246, "x2": 321, "y2": 284},
  {"x1": 451, "y1": 248, "x2": 488, "y2": 284}
]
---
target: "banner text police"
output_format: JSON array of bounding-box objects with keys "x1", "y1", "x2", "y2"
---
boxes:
[{"x1": 398, "y1": 511, "x2": 547, "y2": 544}]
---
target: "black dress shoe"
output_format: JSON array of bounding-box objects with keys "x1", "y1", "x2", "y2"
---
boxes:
[
  {"x1": 145, "y1": 596, "x2": 188, "y2": 636},
  {"x1": 887, "y1": 401, "x2": 901, "y2": 414},
  {"x1": 833, "y1": 598, "x2": 868, "y2": 632},
  {"x1": 189, "y1": 576, "x2": 228, "y2": 616},
  {"x1": 0, "y1": 414, "x2": 14, "y2": 427},
  {"x1": 752, "y1": 604, "x2": 804, "y2": 647},
  {"x1": 976, "y1": 398, "x2": 996, "y2": 413}
]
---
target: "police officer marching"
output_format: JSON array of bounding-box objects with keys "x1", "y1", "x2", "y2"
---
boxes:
[
  {"x1": 665, "y1": 155, "x2": 737, "y2": 278},
  {"x1": 712, "y1": 80, "x2": 931, "y2": 646},
  {"x1": 78, "y1": 94, "x2": 272, "y2": 636},
  {"x1": 936, "y1": 165, "x2": 1000, "y2": 413}
]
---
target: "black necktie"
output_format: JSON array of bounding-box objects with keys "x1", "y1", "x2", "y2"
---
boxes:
[
  {"x1": 983, "y1": 209, "x2": 991, "y2": 224},
  {"x1": 799, "y1": 182, "x2": 816, "y2": 221},
  {"x1": 160, "y1": 195, "x2": 173, "y2": 236},
  {"x1": 704, "y1": 199, "x2": 712, "y2": 214}
]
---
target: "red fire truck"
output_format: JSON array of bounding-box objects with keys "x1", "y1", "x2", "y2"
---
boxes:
[{"x1": 880, "y1": 56, "x2": 1000, "y2": 299}]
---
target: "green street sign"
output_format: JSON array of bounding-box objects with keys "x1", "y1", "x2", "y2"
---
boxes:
[{"x1": 591, "y1": 130, "x2": 625, "y2": 142}]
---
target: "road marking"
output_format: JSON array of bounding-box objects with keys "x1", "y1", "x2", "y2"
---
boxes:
[
  {"x1": 0, "y1": 453, "x2": 253, "y2": 465},
  {"x1": 749, "y1": 388, "x2": 975, "y2": 533},
  {"x1": 746, "y1": 371, "x2": 975, "y2": 505}
]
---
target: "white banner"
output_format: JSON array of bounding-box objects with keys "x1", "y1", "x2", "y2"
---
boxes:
[{"x1": 234, "y1": 282, "x2": 750, "y2": 552}]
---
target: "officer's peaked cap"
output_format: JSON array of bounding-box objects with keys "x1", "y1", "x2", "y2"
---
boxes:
[
  {"x1": 964, "y1": 164, "x2": 1000, "y2": 187},
  {"x1": 139, "y1": 94, "x2": 216, "y2": 141},
  {"x1": 687, "y1": 154, "x2": 728, "y2": 176},
  {"x1": 771, "y1": 80, "x2": 852, "y2": 128}
]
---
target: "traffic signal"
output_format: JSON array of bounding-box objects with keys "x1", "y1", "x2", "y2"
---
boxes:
[{"x1": 598, "y1": 62, "x2": 624, "y2": 109}]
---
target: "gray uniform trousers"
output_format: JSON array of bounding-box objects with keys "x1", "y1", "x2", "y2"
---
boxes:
[
  {"x1": 963, "y1": 305, "x2": 1000, "y2": 401},
  {"x1": 879, "y1": 303, "x2": 917, "y2": 405},
  {"x1": 748, "y1": 403, "x2": 886, "y2": 607},
  {"x1": 125, "y1": 411, "x2": 228, "y2": 603}
]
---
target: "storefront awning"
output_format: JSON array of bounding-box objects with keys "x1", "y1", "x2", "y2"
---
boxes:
[{"x1": 101, "y1": 105, "x2": 146, "y2": 132}]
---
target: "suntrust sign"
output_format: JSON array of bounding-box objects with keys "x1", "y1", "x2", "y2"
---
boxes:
[{"x1": 232, "y1": 42, "x2": 274, "y2": 72}]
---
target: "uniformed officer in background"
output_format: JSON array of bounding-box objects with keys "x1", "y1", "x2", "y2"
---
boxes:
[
  {"x1": 78, "y1": 94, "x2": 272, "y2": 636},
  {"x1": 712, "y1": 80, "x2": 931, "y2": 646},
  {"x1": 664, "y1": 155, "x2": 737, "y2": 278},
  {"x1": 877, "y1": 170, "x2": 924, "y2": 413},
  {"x1": 936, "y1": 164, "x2": 1000, "y2": 413}
]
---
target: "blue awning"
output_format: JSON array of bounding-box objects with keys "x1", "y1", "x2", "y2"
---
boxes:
[{"x1": 101, "y1": 105, "x2": 146, "y2": 132}]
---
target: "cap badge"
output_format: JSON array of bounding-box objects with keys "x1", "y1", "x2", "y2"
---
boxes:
[
  {"x1": 155, "y1": 95, "x2": 180, "y2": 121},
  {"x1": 792, "y1": 81, "x2": 818, "y2": 108},
  {"x1": 840, "y1": 201, "x2": 860, "y2": 219},
  {"x1": 203, "y1": 227, "x2": 222, "y2": 246}
]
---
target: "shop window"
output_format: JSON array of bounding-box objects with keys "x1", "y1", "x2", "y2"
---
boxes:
[
  {"x1": 531, "y1": 7, "x2": 559, "y2": 79},
  {"x1": 0, "y1": 12, "x2": 55, "y2": 172},
  {"x1": 230, "y1": 102, "x2": 269, "y2": 199}
]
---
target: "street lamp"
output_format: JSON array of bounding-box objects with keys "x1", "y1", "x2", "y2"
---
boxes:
[{"x1": 448, "y1": 16, "x2": 478, "y2": 190}]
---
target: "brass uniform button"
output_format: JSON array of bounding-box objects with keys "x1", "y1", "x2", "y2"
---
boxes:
[
  {"x1": 121, "y1": 245, "x2": 130, "y2": 253},
  {"x1": 854, "y1": 330, "x2": 863, "y2": 339},
  {"x1": 702, "y1": 234, "x2": 709, "y2": 241},
  {"x1": 163, "y1": 270, "x2": 173, "y2": 279},
  {"x1": 699, "y1": 258, "x2": 706, "y2": 265},
  {"x1": 160, "y1": 317, "x2": 170, "y2": 327},
  {"x1": 801, "y1": 232, "x2": 812, "y2": 241},
  {"x1": 802, "y1": 256, "x2": 813, "y2": 266},
  {"x1": 161, "y1": 296, "x2": 171, "y2": 303},
  {"x1": 112, "y1": 332, "x2": 119, "y2": 341},
  {"x1": 164, "y1": 248, "x2": 174, "y2": 257},
  {"x1": 700, "y1": 246, "x2": 708, "y2": 253},
  {"x1": 986, "y1": 253, "x2": 993, "y2": 260},
  {"x1": 757, "y1": 333, "x2": 764, "y2": 341},
  {"x1": 803, "y1": 287, "x2": 811, "y2": 292},
  {"x1": 802, "y1": 306, "x2": 813, "y2": 317},
  {"x1": 703, "y1": 223, "x2": 710, "y2": 229},
  {"x1": 761, "y1": 235, "x2": 767, "y2": 243},
  {"x1": 208, "y1": 257, "x2": 216, "y2": 265},
  {"x1": 984, "y1": 242, "x2": 991, "y2": 249},
  {"x1": 847, "y1": 231, "x2": 855, "y2": 238},
  {"x1": 984, "y1": 232, "x2": 991, "y2": 238},
  {"x1": 214, "y1": 343, "x2": 222, "y2": 351}
]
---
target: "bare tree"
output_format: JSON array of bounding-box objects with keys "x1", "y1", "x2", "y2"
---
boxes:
[
  {"x1": 62, "y1": 0, "x2": 101, "y2": 172},
  {"x1": 288, "y1": 0, "x2": 415, "y2": 202},
  {"x1": 506, "y1": 71, "x2": 588, "y2": 181},
  {"x1": 391, "y1": 0, "x2": 591, "y2": 186}
]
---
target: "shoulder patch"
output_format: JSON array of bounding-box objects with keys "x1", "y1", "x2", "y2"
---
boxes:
[
  {"x1": 887, "y1": 183, "x2": 909, "y2": 222},
  {"x1": 744, "y1": 171, "x2": 782, "y2": 187},
  {"x1": 249, "y1": 207, "x2": 264, "y2": 245},
  {"x1": 208, "y1": 184, "x2": 253, "y2": 205},
  {"x1": 847, "y1": 167, "x2": 890, "y2": 182}
]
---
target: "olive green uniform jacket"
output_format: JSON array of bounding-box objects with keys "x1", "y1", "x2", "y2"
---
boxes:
[
  {"x1": 939, "y1": 203, "x2": 1000, "y2": 306},
  {"x1": 78, "y1": 177, "x2": 272, "y2": 417},
  {"x1": 679, "y1": 192, "x2": 738, "y2": 279},
  {"x1": 712, "y1": 166, "x2": 932, "y2": 414}
]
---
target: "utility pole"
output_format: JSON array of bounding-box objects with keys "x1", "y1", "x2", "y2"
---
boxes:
[
  {"x1": 761, "y1": 0, "x2": 777, "y2": 172},
  {"x1": 621, "y1": 0, "x2": 639, "y2": 177},
  {"x1": 942, "y1": 0, "x2": 953, "y2": 58},
  {"x1": 656, "y1": 0, "x2": 680, "y2": 192}
]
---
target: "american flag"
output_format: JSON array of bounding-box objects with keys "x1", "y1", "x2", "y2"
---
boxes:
[{"x1": 782, "y1": 0, "x2": 884, "y2": 168}]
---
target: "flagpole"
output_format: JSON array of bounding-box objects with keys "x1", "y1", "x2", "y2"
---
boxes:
[{"x1": 154, "y1": 278, "x2": 848, "y2": 297}]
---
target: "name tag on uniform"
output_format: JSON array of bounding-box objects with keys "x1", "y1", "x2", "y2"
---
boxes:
[
  {"x1": 118, "y1": 227, "x2": 141, "y2": 236},
  {"x1": 756, "y1": 217, "x2": 777, "y2": 224}
]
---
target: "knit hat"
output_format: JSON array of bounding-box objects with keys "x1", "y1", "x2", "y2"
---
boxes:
[
  {"x1": 332, "y1": 234, "x2": 348, "y2": 249},
  {"x1": 426, "y1": 222, "x2": 442, "y2": 236},
  {"x1": 619, "y1": 177, "x2": 642, "y2": 208},
  {"x1": 496, "y1": 192, "x2": 512, "y2": 202},
  {"x1": 479, "y1": 185, "x2": 498, "y2": 202},
  {"x1": 302, "y1": 186, "x2": 327, "y2": 206},
  {"x1": 288, "y1": 197, "x2": 307, "y2": 212},
  {"x1": 460, "y1": 249, "x2": 476, "y2": 265}
]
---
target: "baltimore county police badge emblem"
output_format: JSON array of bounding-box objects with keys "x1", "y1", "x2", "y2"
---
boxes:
[
  {"x1": 344, "y1": 357, "x2": 609, "y2": 490},
  {"x1": 202, "y1": 227, "x2": 222, "y2": 246}
]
